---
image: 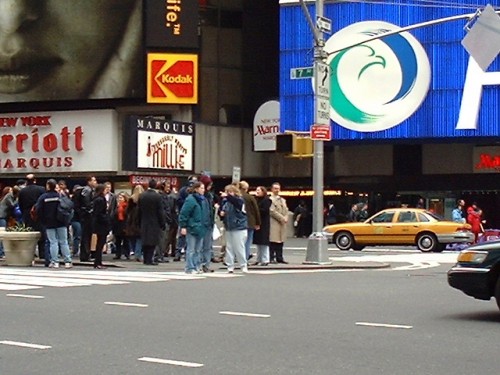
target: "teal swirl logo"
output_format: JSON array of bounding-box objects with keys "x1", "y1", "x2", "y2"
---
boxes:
[{"x1": 324, "y1": 21, "x2": 431, "y2": 132}]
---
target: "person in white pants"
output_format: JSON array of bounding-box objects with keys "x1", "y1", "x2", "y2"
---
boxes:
[{"x1": 219, "y1": 185, "x2": 248, "y2": 273}]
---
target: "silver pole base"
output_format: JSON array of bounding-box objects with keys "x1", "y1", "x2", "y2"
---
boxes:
[{"x1": 303, "y1": 232, "x2": 332, "y2": 265}]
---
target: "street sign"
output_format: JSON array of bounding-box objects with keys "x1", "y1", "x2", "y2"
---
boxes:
[
  {"x1": 290, "y1": 66, "x2": 313, "y2": 79},
  {"x1": 314, "y1": 61, "x2": 330, "y2": 126},
  {"x1": 314, "y1": 61, "x2": 330, "y2": 98},
  {"x1": 316, "y1": 15, "x2": 332, "y2": 34},
  {"x1": 232, "y1": 166, "x2": 241, "y2": 184},
  {"x1": 310, "y1": 124, "x2": 331, "y2": 141},
  {"x1": 315, "y1": 96, "x2": 330, "y2": 126}
]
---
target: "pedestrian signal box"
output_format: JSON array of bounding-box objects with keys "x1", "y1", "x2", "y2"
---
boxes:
[{"x1": 276, "y1": 133, "x2": 313, "y2": 157}]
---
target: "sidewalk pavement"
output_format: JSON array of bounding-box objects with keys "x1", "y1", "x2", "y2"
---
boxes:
[{"x1": 29, "y1": 238, "x2": 389, "y2": 271}]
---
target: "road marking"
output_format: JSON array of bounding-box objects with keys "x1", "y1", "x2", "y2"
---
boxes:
[
  {"x1": 6, "y1": 294, "x2": 45, "y2": 299},
  {"x1": 0, "y1": 340, "x2": 51, "y2": 349},
  {"x1": 0, "y1": 283, "x2": 42, "y2": 291},
  {"x1": 138, "y1": 357, "x2": 203, "y2": 368},
  {"x1": 250, "y1": 269, "x2": 359, "y2": 275},
  {"x1": 355, "y1": 322, "x2": 413, "y2": 329},
  {"x1": 334, "y1": 252, "x2": 458, "y2": 270},
  {"x1": 219, "y1": 311, "x2": 271, "y2": 318},
  {"x1": 105, "y1": 302, "x2": 148, "y2": 308}
]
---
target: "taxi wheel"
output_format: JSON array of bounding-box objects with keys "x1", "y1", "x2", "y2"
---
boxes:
[
  {"x1": 416, "y1": 233, "x2": 437, "y2": 252},
  {"x1": 495, "y1": 277, "x2": 500, "y2": 312},
  {"x1": 335, "y1": 231, "x2": 354, "y2": 251}
]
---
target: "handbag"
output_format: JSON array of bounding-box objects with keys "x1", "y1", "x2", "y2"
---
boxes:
[{"x1": 212, "y1": 223, "x2": 222, "y2": 241}]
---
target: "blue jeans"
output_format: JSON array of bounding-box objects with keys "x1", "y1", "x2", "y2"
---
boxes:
[
  {"x1": 46, "y1": 227, "x2": 72, "y2": 265},
  {"x1": 201, "y1": 229, "x2": 213, "y2": 268},
  {"x1": 129, "y1": 237, "x2": 142, "y2": 259},
  {"x1": 175, "y1": 227, "x2": 186, "y2": 258},
  {"x1": 0, "y1": 218, "x2": 6, "y2": 257},
  {"x1": 185, "y1": 233, "x2": 203, "y2": 272},
  {"x1": 245, "y1": 228, "x2": 254, "y2": 259},
  {"x1": 71, "y1": 221, "x2": 81, "y2": 256}
]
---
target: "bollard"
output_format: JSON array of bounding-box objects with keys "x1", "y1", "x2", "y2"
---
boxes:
[{"x1": 303, "y1": 232, "x2": 332, "y2": 265}]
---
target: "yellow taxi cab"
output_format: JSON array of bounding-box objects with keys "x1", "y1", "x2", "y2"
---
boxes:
[{"x1": 323, "y1": 208, "x2": 474, "y2": 252}]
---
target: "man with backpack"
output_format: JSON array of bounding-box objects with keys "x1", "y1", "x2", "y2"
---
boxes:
[{"x1": 35, "y1": 179, "x2": 73, "y2": 268}]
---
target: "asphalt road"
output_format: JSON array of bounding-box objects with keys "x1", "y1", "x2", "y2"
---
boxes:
[{"x1": 1, "y1": 247, "x2": 499, "y2": 374}]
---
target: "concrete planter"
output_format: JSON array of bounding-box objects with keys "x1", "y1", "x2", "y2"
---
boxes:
[{"x1": 0, "y1": 231, "x2": 41, "y2": 266}]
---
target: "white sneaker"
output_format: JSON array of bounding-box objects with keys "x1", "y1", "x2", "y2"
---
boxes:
[
  {"x1": 65, "y1": 263, "x2": 73, "y2": 269},
  {"x1": 241, "y1": 266, "x2": 249, "y2": 274},
  {"x1": 49, "y1": 262, "x2": 59, "y2": 268},
  {"x1": 228, "y1": 268, "x2": 234, "y2": 274}
]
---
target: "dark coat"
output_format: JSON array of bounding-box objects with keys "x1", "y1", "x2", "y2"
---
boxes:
[
  {"x1": 18, "y1": 183, "x2": 45, "y2": 227},
  {"x1": 253, "y1": 195, "x2": 271, "y2": 245},
  {"x1": 92, "y1": 195, "x2": 111, "y2": 235},
  {"x1": 242, "y1": 192, "x2": 261, "y2": 229},
  {"x1": 125, "y1": 198, "x2": 140, "y2": 237},
  {"x1": 138, "y1": 189, "x2": 166, "y2": 246},
  {"x1": 35, "y1": 191, "x2": 62, "y2": 229}
]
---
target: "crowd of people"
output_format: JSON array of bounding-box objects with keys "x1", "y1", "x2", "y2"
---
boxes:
[{"x1": 0, "y1": 174, "x2": 292, "y2": 274}]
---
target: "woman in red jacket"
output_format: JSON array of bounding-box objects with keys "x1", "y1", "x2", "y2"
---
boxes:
[{"x1": 467, "y1": 204, "x2": 483, "y2": 243}]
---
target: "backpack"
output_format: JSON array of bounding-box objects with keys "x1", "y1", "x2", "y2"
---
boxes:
[{"x1": 57, "y1": 195, "x2": 74, "y2": 226}]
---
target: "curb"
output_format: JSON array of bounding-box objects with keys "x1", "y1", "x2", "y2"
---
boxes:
[{"x1": 25, "y1": 259, "x2": 389, "y2": 271}]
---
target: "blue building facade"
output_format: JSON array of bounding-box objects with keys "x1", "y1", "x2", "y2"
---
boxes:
[{"x1": 280, "y1": 1, "x2": 499, "y2": 142}]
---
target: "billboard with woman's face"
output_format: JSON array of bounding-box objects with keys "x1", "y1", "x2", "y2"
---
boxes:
[{"x1": 0, "y1": 0, "x2": 144, "y2": 103}]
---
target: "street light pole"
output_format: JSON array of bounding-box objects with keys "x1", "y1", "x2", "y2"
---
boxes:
[{"x1": 303, "y1": 0, "x2": 331, "y2": 264}]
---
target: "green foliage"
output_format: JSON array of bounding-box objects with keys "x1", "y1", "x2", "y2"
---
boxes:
[{"x1": 6, "y1": 223, "x2": 35, "y2": 232}]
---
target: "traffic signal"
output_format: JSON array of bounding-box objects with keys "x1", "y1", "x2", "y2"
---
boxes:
[{"x1": 276, "y1": 133, "x2": 313, "y2": 157}]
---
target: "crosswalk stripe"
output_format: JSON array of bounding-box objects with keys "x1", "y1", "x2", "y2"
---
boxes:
[
  {"x1": 0, "y1": 268, "x2": 242, "y2": 291},
  {"x1": 0, "y1": 266, "x2": 300, "y2": 292},
  {"x1": 0, "y1": 275, "x2": 97, "y2": 287},
  {"x1": 0, "y1": 283, "x2": 42, "y2": 291},
  {"x1": 0, "y1": 269, "x2": 168, "y2": 283}
]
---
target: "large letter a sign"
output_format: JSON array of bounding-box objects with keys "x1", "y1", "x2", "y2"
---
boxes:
[{"x1": 147, "y1": 53, "x2": 198, "y2": 104}]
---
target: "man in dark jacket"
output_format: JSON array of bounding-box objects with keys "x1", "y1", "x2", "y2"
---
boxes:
[
  {"x1": 155, "y1": 182, "x2": 173, "y2": 263},
  {"x1": 79, "y1": 176, "x2": 97, "y2": 262},
  {"x1": 35, "y1": 179, "x2": 72, "y2": 268},
  {"x1": 18, "y1": 174, "x2": 46, "y2": 261},
  {"x1": 138, "y1": 179, "x2": 166, "y2": 265}
]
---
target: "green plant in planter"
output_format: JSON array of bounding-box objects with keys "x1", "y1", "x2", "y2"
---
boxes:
[{"x1": 6, "y1": 223, "x2": 35, "y2": 232}]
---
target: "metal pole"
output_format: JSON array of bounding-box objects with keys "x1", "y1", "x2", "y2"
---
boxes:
[{"x1": 304, "y1": 0, "x2": 331, "y2": 264}]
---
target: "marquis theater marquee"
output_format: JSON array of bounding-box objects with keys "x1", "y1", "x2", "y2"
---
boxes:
[{"x1": 122, "y1": 115, "x2": 195, "y2": 173}]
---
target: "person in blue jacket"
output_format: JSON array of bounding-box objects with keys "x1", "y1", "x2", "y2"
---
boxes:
[
  {"x1": 219, "y1": 184, "x2": 248, "y2": 273},
  {"x1": 178, "y1": 181, "x2": 211, "y2": 274}
]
